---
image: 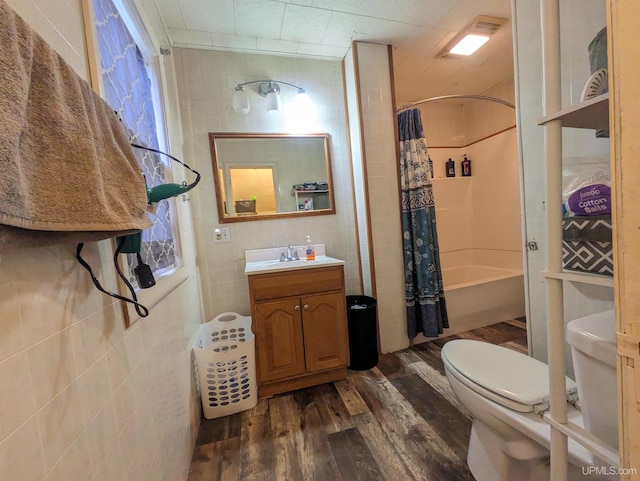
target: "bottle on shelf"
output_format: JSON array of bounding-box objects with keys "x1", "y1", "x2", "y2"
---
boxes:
[
  {"x1": 446, "y1": 158, "x2": 455, "y2": 177},
  {"x1": 461, "y1": 154, "x2": 472, "y2": 177},
  {"x1": 428, "y1": 155, "x2": 434, "y2": 178}
]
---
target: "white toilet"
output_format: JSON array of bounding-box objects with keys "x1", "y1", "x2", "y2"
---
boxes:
[{"x1": 441, "y1": 310, "x2": 618, "y2": 481}]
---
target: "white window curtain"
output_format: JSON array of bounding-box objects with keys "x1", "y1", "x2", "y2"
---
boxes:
[{"x1": 92, "y1": 0, "x2": 180, "y2": 281}]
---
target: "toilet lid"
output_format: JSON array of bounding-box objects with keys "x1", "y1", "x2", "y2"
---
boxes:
[{"x1": 442, "y1": 340, "x2": 577, "y2": 411}]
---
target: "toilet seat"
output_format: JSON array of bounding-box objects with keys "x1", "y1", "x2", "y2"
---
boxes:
[{"x1": 441, "y1": 340, "x2": 577, "y2": 413}]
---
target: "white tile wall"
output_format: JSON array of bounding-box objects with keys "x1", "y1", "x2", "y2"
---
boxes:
[
  {"x1": 463, "y1": 79, "x2": 516, "y2": 144},
  {"x1": 174, "y1": 48, "x2": 361, "y2": 321},
  {"x1": 343, "y1": 47, "x2": 371, "y2": 296},
  {"x1": 423, "y1": 82, "x2": 522, "y2": 275},
  {"x1": 0, "y1": 2, "x2": 203, "y2": 481},
  {"x1": 431, "y1": 176, "x2": 473, "y2": 255},
  {"x1": 6, "y1": 0, "x2": 87, "y2": 79},
  {"x1": 466, "y1": 129, "x2": 522, "y2": 254},
  {"x1": 349, "y1": 42, "x2": 407, "y2": 353},
  {"x1": 420, "y1": 103, "x2": 465, "y2": 147}
]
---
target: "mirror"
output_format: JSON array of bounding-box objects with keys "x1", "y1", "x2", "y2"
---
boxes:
[{"x1": 208, "y1": 133, "x2": 335, "y2": 223}]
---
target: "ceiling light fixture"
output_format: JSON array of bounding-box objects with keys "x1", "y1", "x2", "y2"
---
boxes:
[
  {"x1": 232, "y1": 80, "x2": 306, "y2": 114},
  {"x1": 449, "y1": 34, "x2": 490, "y2": 56},
  {"x1": 438, "y1": 15, "x2": 507, "y2": 58}
]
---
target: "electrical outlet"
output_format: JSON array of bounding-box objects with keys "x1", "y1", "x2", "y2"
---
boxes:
[{"x1": 213, "y1": 227, "x2": 231, "y2": 243}]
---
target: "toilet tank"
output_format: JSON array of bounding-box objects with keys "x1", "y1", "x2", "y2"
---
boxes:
[{"x1": 566, "y1": 310, "x2": 618, "y2": 451}]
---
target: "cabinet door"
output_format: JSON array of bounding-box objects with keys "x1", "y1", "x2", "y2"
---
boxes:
[
  {"x1": 255, "y1": 299, "x2": 306, "y2": 383},
  {"x1": 301, "y1": 292, "x2": 349, "y2": 373}
]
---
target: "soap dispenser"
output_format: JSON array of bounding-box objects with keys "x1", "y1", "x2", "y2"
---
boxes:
[
  {"x1": 446, "y1": 158, "x2": 455, "y2": 177},
  {"x1": 461, "y1": 154, "x2": 472, "y2": 176},
  {"x1": 305, "y1": 235, "x2": 315, "y2": 261}
]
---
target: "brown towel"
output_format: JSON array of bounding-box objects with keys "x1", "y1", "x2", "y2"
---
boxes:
[{"x1": 0, "y1": 0, "x2": 151, "y2": 252}]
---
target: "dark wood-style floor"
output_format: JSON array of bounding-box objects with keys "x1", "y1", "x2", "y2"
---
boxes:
[{"x1": 188, "y1": 319, "x2": 528, "y2": 481}]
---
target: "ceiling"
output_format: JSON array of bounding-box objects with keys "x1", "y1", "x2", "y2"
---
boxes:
[{"x1": 153, "y1": 0, "x2": 515, "y2": 105}]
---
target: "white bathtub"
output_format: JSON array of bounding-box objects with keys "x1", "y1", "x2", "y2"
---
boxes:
[{"x1": 437, "y1": 265, "x2": 526, "y2": 337}]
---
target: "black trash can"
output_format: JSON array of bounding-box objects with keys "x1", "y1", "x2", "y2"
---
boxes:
[{"x1": 346, "y1": 296, "x2": 379, "y2": 370}]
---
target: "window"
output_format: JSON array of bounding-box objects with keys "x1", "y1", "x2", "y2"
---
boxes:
[{"x1": 92, "y1": 0, "x2": 180, "y2": 282}]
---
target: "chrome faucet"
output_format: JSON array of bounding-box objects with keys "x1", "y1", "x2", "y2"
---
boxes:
[
  {"x1": 280, "y1": 244, "x2": 299, "y2": 262},
  {"x1": 287, "y1": 244, "x2": 299, "y2": 261}
]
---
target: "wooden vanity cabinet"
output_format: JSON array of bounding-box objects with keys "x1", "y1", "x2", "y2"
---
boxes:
[{"x1": 248, "y1": 265, "x2": 350, "y2": 398}]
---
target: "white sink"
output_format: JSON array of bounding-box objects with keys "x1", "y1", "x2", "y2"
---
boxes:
[{"x1": 244, "y1": 244, "x2": 345, "y2": 275}]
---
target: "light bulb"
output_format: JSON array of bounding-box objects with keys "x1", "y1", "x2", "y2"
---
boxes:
[
  {"x1": 449, "y1": 34, "x2": 490, "y2": 56},
  {"x1": 293, "y1": 91, "x2": 313, "y2": 114},
  {"x1": 232, "y1": 88, "x2": 250, "y2": 114},
  {"x1": 285, "y1": 91, "x2": 317, "y2": 132},
  {"x1": 265, "y1": 90, "x2": 281, "y2": 112}
]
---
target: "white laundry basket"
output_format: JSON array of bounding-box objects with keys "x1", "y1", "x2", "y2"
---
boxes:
[{"x1": 193, "y1": 312, "x2": 257, "y2": 419}]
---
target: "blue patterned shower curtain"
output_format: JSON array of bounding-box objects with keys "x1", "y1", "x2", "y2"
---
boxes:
[{"x1": 399, "y1": 108, "x2": 448, "y2": 338}]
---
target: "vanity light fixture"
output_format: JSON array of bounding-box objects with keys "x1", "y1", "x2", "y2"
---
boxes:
[
  {"x1": 232, "y1": 80, "x2": 307, "y2": 114},
  {"x1": 438, "y1": 15, "x2": 507, "y2": 57}
]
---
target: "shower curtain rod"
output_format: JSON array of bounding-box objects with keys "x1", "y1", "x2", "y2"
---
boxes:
[{"x1": 396, "y1": 94, "x2": 516, "y2": 112}]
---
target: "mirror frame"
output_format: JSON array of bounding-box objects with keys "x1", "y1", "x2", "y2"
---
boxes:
[{"x1": 208, "y1": 132, "x2": 336, "y2": 223}]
